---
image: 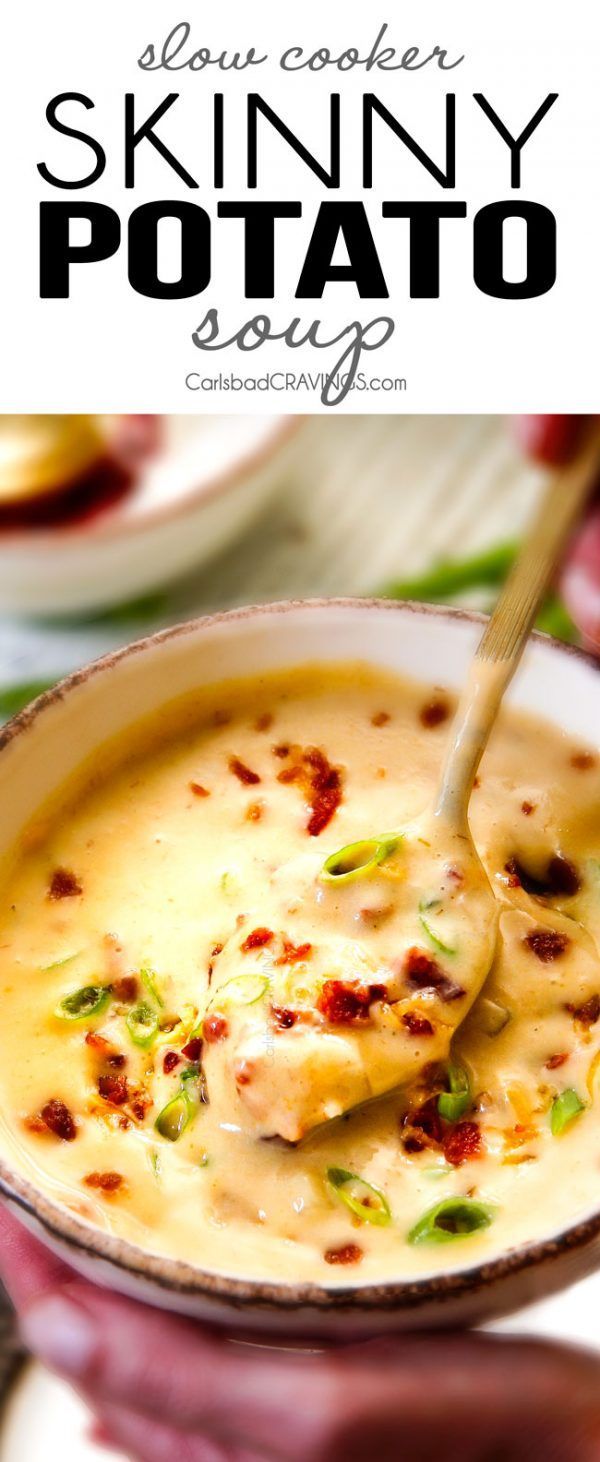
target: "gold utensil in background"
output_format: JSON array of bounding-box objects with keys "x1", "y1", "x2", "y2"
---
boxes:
[{"x1": 0, "y1": 416, "x2": 109, "y2": 506}]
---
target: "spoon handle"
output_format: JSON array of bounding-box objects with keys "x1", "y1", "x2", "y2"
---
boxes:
[{"x1": 436, "y1": 423, "x2": 600, "y2": 825}]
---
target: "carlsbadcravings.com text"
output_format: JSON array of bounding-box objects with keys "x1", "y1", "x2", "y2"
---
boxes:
[
  {"x1": 37, "y1": 21, "x2": 558, "y2": 404},
  {"x1": 185, "y1": 369, "x2": 407, "y2": 395}
]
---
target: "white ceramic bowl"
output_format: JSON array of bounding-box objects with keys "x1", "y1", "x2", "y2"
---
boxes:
[
  {"x1": 0, "y1": 417, "x2": 299, "y2": 616},
  {"x1": 0, "y1": 599, "x2": 598, "y2": 1338}
]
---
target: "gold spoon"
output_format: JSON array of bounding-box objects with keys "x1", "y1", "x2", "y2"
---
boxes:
[
  {"x1": 435, "y1": 424, "x2": 600, "y2": 828},
  {"x1": 0, "y1": 416, "x2": 109, "y2": 506},
  {"x1": 203, "y1": 428, "x2": 600, "y2": 1144}
]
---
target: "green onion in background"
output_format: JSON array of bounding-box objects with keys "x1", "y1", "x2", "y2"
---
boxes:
[
  {"x1": 408, "y1": 1197, "x2": 495, "y2": 1245},
  {"x1": 550, "y1": 1089, "x2": 585, "y2": 1136},
  {"x1": 381, "y1": 541, "x2": 579, "y2": 644},
  {"x1": 327, "y1": 1166, "x2": 391, "y2": 1226},
  {"x1": 0, "y1": 681, "x2": 57, "y2": 720}
]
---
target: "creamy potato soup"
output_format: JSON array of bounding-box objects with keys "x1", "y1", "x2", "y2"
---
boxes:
[{"x1": 0, "y1": 662, "x2": 599, "y2": 1286}]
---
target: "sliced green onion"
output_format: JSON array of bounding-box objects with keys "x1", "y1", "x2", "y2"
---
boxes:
[
  {"x1": 326, "y1": 1166, "x2": 391, "y2": 1226},
  {"x1": 55, "y1": 985, "x2": 110, "y2": 1021},
  {"x1": 42, "y1": 951, "x2": 81, "y2": 972},
  {"x1": 419, "y1": 913, "x2": 456, "y2": 957},
  {"x1": 408, "y1": 1197, "x2": 495, "y2": 1245},
  {"x1": 149, "y1": 1150, "x2": 161, "y2": 1180},
  {"x1": 155, "y1": 1089, "x2": 195, "y2": 1142},
  {"x1": 321, "y1": 833, "x2": 401, "y2": 884},
  {"x1": 141, "y1": 967, "x2": 164, "y2": 1009},
  {"x1": 215, "y1": 975, "x2": 269, "y2": 1006},
  {"x1": 550, "y1": 1089, "x2": 585, "y2": 1136},
  {"x1": 126, "y1": 1001, "x2": 159, "y2": 1049},
  {"x1": 181, "y1": 1062, "x2": 209, "y2": 1107},
  {"x1": 438, "y1": 1064, "x2": 471, "y2": 1122}
]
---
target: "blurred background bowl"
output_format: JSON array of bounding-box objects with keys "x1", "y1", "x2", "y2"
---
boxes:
[{"x1": 0, "y1": 415, "x2": 300, "y2": 617}]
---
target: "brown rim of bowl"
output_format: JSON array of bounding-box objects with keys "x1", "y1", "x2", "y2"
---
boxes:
[
  {"x1": 0, "y1": 416, "x2": 301, "y2": 547},
  {"x1": 0, "y1": 596, "x2": 599, "y2": 1314}
]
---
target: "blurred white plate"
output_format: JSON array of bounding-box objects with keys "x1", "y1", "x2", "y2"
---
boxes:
[
  {"x1": 0, "y1": 416, "x2": 300, "y2": 617},
  {"x1": 0, "y1": 1362, "x2": 126, "y2": 1462}
]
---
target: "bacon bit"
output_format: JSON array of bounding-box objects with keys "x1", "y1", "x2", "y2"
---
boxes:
[
  {"x1": 130, "y1": 1095, "x2": 151, "y2": 1122},
  {"x1": 190, "y1": 781, "x2": 210, "y2": 798},
  {"x1": 112, "y1": 976, "x2": 138, "y2": 1003},
  {"x1": 404, "y1": 947, "x2": 465, "y2": 1003},
  {"x1": 566, "y1": 994, "x2": 600, "y2": 1027},
  {"x1": 524, "y1": 929, "x2": 570, "y2": 963},
  {"x1": 207, "y1": 941, "x2": 224, "y2": 984},
  {"x1": 443, "y1": 1121, "x2": 482, "y2": 1166},
  {"x1": 444, "y1": 865, "x2": 464, "y2": 887},
  {"x1": 277, "y1": 764, "x2": 301, "y2": 784},
  {"x1": 84, "y1": 1171, "x2": 123, "y2": 1193},
  {"x1": 271, "y1": 1005, "x2": 297, "y2": 1030},
  {"x1": 276, "y1": 744, "x2": 343, "y2": 836},
  {"x1": 371, "y1": 711, "x2": 391, "y2": 727},
  {"x1": 181, "y1": 1036, "x2": 202, "y2": 1061},
  {"x1": 23, "y1": 1114, "x2": 47, "y2": 1135},
  {"x1": 272, "y1": 743, "x2": 290, "y2": 759},
  {"x1": 163, "y1": 1050, "x2": 180, "y2": 1074},
  {"x1": 41, "y1": 1099, "x2": 77, "y2": 1141},
  {"x1": 546, "y1": 856, "x2": 581, "y2": 895},
  {"x1": 317, "y1": 979, "x2": 387, "y2": 1025},
  {"x1": 402, "y1": 1011, "x2": 435, "y2": 1037},
  {"x1": 401, "y1": 1097, "x2": 443, "y2": 1153},
  {"x1": 98, "y1": 1074, "x2": 129, "y2": 1106},
  {"x1": 274, "y1": 938, "x2": 312, "y2": 966},
  {"x1": 359, "y1": 905, "x2": 394, "y2": 929},
  {"x1": 85, "y1": 1031, "x2": 110, "y2": 1051},
  {"x1": 304, "y1": 747, "x2": 343, "y2": 837},
  {"x1": 521, "y1": 801, "x2": 535, "y2": 816},
  {"x1": 504, "y1": 859, "x2": 522, "y2": 889},
  {"x1": 504, "y1": 854, "x2": 581, "y2": 897},
  {"x1": 48, "y1": 867, "x2": 82, "y2": 900},
  {"x1": 241, "y1": 927, "x2": 274, "y2": 952},
  {"x1": 235, "y1": 1061, "x2": 253, "y2": 1087},
  {"x1": 203, "y1": 1013, "x2": 229, "y2": 1043},
  {"x1": 255, "y1": 712, "x2": 273, "y2": 733},
  {"x1": 420, "y1": 696, "x2": 450, "y2": 729},
  {"x1": 229, "y1": 756, "x2": 261, "y2": 786},
  {"x1": 107, "y1": 1053, "x2": 126, "y2": 1070},
  {"x1": 245, "y1": 801, "x2": 263, "y2": 822},
  {"x1": 570, "y1": 751, "x2": 596, "y2": 771},
  {"x1": 546, "y1": 1052, "x2": 569, "y2": 1070},
  {"x1": 324, "y1": 1244, "x2": 363, "y2": 1266}
]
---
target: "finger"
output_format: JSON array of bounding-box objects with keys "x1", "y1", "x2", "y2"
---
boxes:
[
  {"x1": 511, "y1": 414, "x2": 584, "y2": 464},
  {"x1": 90, "y1": 1402, "x2": 269, "y2": 1462},
  {"x1": 18, "y1": 1280, "x2": 600, "y2": 1462},
  {"x1": 0, "y1": 1204, "x2": 73, "y2": 1308}
]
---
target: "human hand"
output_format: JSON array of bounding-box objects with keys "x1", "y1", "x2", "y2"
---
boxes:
[
  {"x1": 512, "y1": 415, "x2": 600, "y2": 651},
  {"x1": 0, "y1": 1208, "x2": 599, "y2": 1462}
]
